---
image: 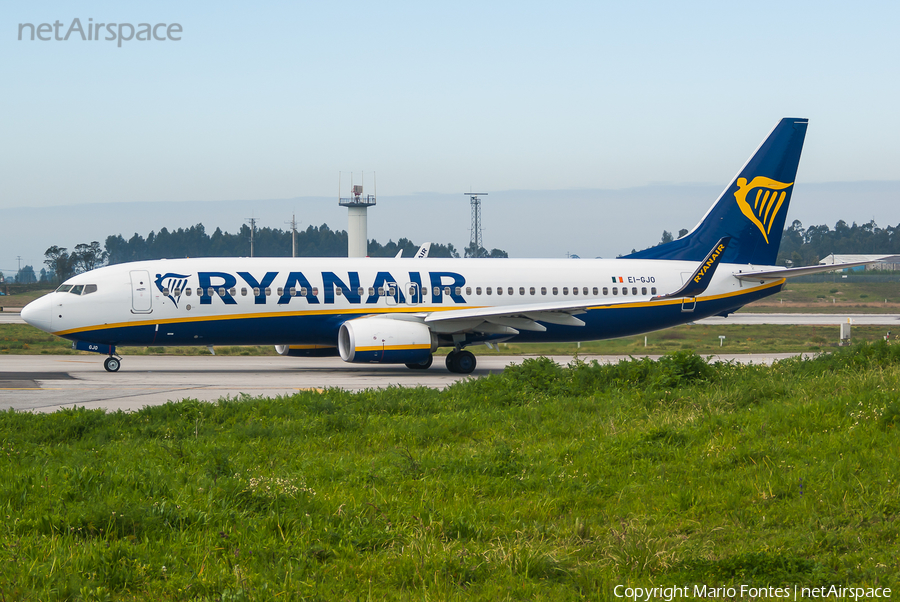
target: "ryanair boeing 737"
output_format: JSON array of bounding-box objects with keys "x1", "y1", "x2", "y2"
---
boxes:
[{"x1": 21, "y1": 118, "x2": 874, "y2": 373}]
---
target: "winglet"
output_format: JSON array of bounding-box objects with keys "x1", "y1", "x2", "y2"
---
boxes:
[{"x1": 654, "y1": 236, "x2": 731, "y2": 299}]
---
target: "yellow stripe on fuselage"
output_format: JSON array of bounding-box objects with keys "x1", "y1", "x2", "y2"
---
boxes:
[{"x1": 51, "y1": 279, "x2": 784, "y2": 337}]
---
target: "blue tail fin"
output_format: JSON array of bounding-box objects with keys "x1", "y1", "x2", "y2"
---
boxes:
[{"x1": 625, "y1": 118, "x2": 808, "y2": 265}]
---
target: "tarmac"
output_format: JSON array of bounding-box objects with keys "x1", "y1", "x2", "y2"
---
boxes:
[{"x1": 2, "y1": 352, "x2": 811, "y2": 414}]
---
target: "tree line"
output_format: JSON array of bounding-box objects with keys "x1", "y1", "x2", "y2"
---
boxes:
[{"x1": 38, "y1": 223, "x2": 507, "y2": 284}]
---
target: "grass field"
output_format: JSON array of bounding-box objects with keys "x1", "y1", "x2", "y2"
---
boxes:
[
  {"x1": 2, "y1": 322, "x2": 896, "y2": 357},
  {"x1": 742, "y1": 282, "x2": 900, "y2": 314},
  {"x1": 1, "y1": 343, "x2": 898, "y2": 599}
]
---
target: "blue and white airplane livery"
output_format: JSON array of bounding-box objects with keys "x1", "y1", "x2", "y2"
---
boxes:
[{"x1": 21, "y1": 118, "x2": 871, "y2": 373}]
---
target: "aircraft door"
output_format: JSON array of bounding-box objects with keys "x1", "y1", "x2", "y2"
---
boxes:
[
  {"x1": 679, "y1": 271, "x2": 696, "y2": 312},
  {"x1": 130, "y1": 270, "x2": 153, "y2": 313},
  {"x1": 405, "y1": 282, "x2": 420, "y2": 306}
]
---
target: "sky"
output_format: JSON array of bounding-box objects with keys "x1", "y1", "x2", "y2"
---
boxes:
[{"x1": 2, "y1": 1, "x2": 899, "y2": 275}]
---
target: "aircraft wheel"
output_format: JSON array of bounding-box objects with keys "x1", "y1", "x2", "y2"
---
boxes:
[
  {"x1": 104, "y1": 357, "x2": 121, "y2": 372},
  {"x1": 406, "y1": 355, "x2": 433, "y2": 370},
  {"x1": 454, "y1": 350, "x2": 476, "y2": 374},
  {"x1": 445, "y1": 351, "x2": 459, "y2": 373}
]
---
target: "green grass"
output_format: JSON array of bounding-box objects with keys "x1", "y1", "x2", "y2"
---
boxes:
[
  {"x1": 3, "y1": 322, "x2": 896, "y2": 357},
  {"x1": 1, "y1": 343, "x2": 899, "y2": 599},
  {"x1": 744, "y1": 281, "x2": 900, "y2": 313}
]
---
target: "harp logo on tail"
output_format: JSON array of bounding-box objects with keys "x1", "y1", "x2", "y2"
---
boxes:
[{"x1": 734, "y1": 176, "x2": 793, "y2": 244}]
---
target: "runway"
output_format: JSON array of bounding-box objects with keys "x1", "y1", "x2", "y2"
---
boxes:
[{"x1": 1, "y1": 353, "x2": 806, "y2": 414}]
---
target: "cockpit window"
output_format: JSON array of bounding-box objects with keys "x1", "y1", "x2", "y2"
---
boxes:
[
  {"x1": 56, "y1": 284, "x2": 73, "y2": 293},
  {"x1": 83, "y1": 284, "x2": 98, "y2": 295},
  {"x1": 69, "y1": 285, "x2": 84, "y2": 295}
]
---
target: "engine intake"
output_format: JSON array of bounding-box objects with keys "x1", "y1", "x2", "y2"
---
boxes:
[{"x1": 338, "y1": 317, "x2": 437, "y2": 364}]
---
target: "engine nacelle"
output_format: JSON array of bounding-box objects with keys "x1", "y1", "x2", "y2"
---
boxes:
[
  {"x1": 338, "y1": 317, "x2": 437, "y2": 364},
  {"x1": 275, "y1": 345, "x2": 340, "y2": 357}
]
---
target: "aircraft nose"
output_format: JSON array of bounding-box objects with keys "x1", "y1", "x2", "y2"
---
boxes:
[{"x1": 21, "y1": 295, "x2": 53, "y2": 333}]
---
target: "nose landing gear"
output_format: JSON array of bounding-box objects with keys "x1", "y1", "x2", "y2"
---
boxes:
[{"x1": 103, "y1": 356, "x2": 121, "y2": 372}]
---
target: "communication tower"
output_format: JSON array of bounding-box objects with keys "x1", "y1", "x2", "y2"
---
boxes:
[
  {"x1": 339, "y1": 172, "x2": 376, "y2": 258},
  {"x1": 465, "y1": 192, "x2": 487, "y2": 257}
]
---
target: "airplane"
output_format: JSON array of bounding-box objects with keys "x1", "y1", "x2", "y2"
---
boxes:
[{"x1": 21, "y1": 118, "x2": 878, "y2": 374}]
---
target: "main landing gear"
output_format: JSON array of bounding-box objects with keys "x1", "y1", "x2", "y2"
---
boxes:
[{"x1": 445, "y1": 349, "x2": 476, "y2": 374}]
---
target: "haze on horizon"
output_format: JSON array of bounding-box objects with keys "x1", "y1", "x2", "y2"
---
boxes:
[{"x1": 2, "y1": 1, "x2": 899, "y2": 272}]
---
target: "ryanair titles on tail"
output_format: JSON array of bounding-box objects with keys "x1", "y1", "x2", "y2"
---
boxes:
[{"x1": 692, "y1": 241, "x2": 726, "y2": 284}]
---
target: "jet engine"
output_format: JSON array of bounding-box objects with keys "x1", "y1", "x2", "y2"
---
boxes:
[{"x1": 338, "y1": 317, "x2": 437, "y2": 364}]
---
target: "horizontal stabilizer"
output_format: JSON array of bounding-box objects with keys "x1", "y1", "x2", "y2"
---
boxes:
[{"x1": 734, "y1": 258, "x2": 891, "y2": 281}]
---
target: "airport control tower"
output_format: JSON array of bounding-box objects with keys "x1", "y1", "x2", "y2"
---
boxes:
[{"x1": 339, "y1": 172, "x2": 376, "y2": 257}]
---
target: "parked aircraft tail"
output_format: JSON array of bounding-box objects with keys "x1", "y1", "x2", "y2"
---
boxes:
[{"x1": 625, "y1": 118, "x2": 808, "y2": 266}]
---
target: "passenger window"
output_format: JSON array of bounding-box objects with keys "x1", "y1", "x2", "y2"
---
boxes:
[
  {"x1": 198, "y1": 288, "x2": 203, "y2": 296},
  {"x1": 632, "y1": 287, "x2": 638, "y2": 295},
  {"x1": 70, "y1": 285, "x2": 84, "y2": 295},
  {"x1": 466, "y1": 287, "x2": 472, "y2": 295},
  {"x1": 541, "y1": 287, "x2": 547, "y2": 295},
  {"x1": 519, "y1": 287, "x2": 525, "y2": 295},
  {"x1": 185, "y1": 289, "x2": 192, "y2": 297},
  {"x1": 613, "y1": 287, "x2": 618, "y2": 295},
  {"x1": 163, "y1": 288, "x2": 170, "y2": 296},
  {"x1": 651, "y1": 287, "x2": 657, "y2": 295},
  {"x1": 389, "y1": 287, "x2": 396, "y2": 296},
  {"x1": 264, "y1": 287, "x2": 272, "y2": 296},
  {"x1": 583, "y1": 287, "x2": 588, "y2": 295},
  {"x1": 253, "y1": 287, "x2": 260, "y2": 296},
  {"x1": 497, "y1": 287, "x2": 503, "y2": 296},
  {"x1": 455, "y1": 287, "x2": 462, "y2": 295},
  {"x1": 358, "y1": 287, "x2": 365, "y2": 296},
  {"x1": 563, "y1": 287, "x2": 569, "y2": 295},
  {"x1": 602, "y1": 287, "x2": 608, "y2": 295},
  {"x1": 229, "y1": 288, "x2": 236, "y2": 296},
  {"x1": 622, "y1": 287, "x2": 628, "y2": 296},
  {"x1": 572, "y1": 287, "x2": 578, "y2": 295},
  {"x1": 486, "y1": 287, "x2": 492, "y2": 295},
  {"x1": 217, "y1": 287, "x2": 226, "y2": 296},
  {"x1": 278, "y1": 287, "x2": 286, "y2": 296},
  {"x1": 289, "y1": 287, "x2": 297, "y2": 297},
  {"x1": 433, "y1": 287, "x2": 440, "y2": 296},
  {"x1": 552, "y1": 287, "x2": 558, "y2": 295},
  {"x1": 592, "y1": 287, "x2": 598, "y2": 295},
  {"x1": 241, "y1": 288, "x2": 248, "y2": 296},
  {"x1": 300, "y1": 287, "x2": 308, "y2": 296},
  {"x1": 442, "y1": 287, "x2": 450, "y2": 296},
  {"x1": 476, "y1": 287, "x2": 482, "y2": 295},
  {"x1": 335, "y1": 288, "x2": 342, "y2": 296},
  {"x1": 368, "y1": 287, "x2": 375, "y2": 296},
  {"x1": 83, "y1": 284, "x2": 98, "y2": 295},
  {"x1": 530, "y1": 287, "x2": 535, "y2": 295},
  {"x1": 642, "y1": 287, "x2": 647, "y2": 295},
  {"x1": 207, "y1": 287, "x2": 214, "y2": 296},
  {"x1": 312, "y1": 287, "x2": 319, "y2": 296}
]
